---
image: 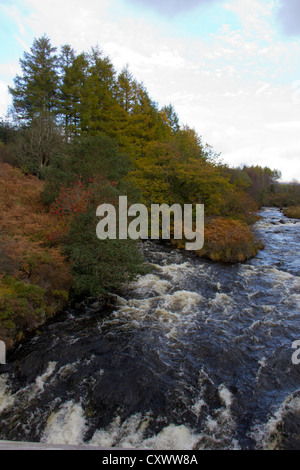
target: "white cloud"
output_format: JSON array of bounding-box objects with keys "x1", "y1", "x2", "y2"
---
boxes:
[
  {"x1": 255, "y1": 83, "x2": 270, "y2": 95},
  {"x1": 264, "y1": 121, "x2": 300, "y2": 131},
  {"x1": 224, "y1": 0, "x2": 276, "y2": 39}
]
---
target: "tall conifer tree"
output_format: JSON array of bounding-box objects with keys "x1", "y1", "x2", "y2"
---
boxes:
[
  {"x1": 58, "y1": 46, "x2": 88, "y2": 139},
  {"x1": 9, "y1": 35, "x2": 59, "y2": 122}
]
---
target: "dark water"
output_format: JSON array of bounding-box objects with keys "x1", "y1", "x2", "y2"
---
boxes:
[{"x1": 0, "y1": 208, "x2": 299, "y2": 450}]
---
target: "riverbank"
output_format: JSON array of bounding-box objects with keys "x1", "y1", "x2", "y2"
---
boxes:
[
  {"x1": 0, "y1": 162, "x2": 263, "y2": 353},
  {"x1": 0, "y1": 163, "x2": 73, "y2": 352}
]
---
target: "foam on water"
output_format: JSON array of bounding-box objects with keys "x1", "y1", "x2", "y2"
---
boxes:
[
  {"x1": 142, "y1": 424, "x2": 200, "y2": 450},
  {"x1": 42, "y1": 403, "x2": 201, "y2": 450},
  {"x1": 42, "y1": 400, "x2": 87, "y2": 445},
  {"x1": 250, "y1": 391, "x2": 300, "y2": 449},
  {"x1": 110, "y1": 288, "x2": 204, "y2": 335},
  {"x1": 128, "y1": 274, "x2": 172, "y2": 296},
  {"x1": 0, "y1": 208, "x2": 298, "y2": 450},
  {"x1": 160, "y1": 290, "x2": 203, "y2": 314},
  {"x1": 159, "y1": 262, "x2": 195, "y2": 281},
  {"x1": 210, "y1": 293, "x2": 233, "y2": 306},
  {"x1": 0, "y1": 362, "x2": 57, "y2": 416},
  {"x1": 89, "y1": 414, "x2": 152, "y2": 449},
  {"x1": 191, "y1": 399, "x2": 206, "y2": 418},
  {"x1": 38, "y1": 374, "x2": 238, "y2": 450},
  {"x1": 218, "y1": 385, "x2": 233, "y2": 408},
  {"x1": 35, "y1": 362, "x2": 57, "y2": 393}
]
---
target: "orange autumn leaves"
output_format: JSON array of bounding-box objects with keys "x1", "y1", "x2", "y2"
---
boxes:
[
  {"x1": 46, "y1": 176, "x2": 119, "y2": 244},
  {"x1": 200, "y1": 217, "x2": 263, "y2": 263},
  {"x1": 0, "y1": 163, "x2": 73, "y2": 287},
  {"x1": 0, "y1": 163, "x2": 73, "y2": 348}
]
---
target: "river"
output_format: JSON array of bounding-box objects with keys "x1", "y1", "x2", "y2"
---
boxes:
[{"x1": 0, "y1": 207, "x2": 299, "y2": 450}]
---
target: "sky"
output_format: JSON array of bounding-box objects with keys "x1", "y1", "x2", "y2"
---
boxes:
[{"x1": 0, "y1": 0, "x2": 300, "y2": 182}]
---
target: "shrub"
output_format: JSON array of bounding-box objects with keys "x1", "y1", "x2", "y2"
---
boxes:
[
  {"x1": 197, "y1": 217, "x2": 263, "y2": 263},
  {"x1": 46, "y1": 171, "x2": 148, "y2": 297},
  {"x1": 0, "y1": 276, "x2": 47, "y2": 333},
  {"x1": 64, "y1": 207, "x2": 149, "y2": 297},
  {"x1": 46, "y1": 176, "x2": 119, "y2": 244},
  {"x1": 283, "y1": 206, "x2": 300, "y2": 219}
]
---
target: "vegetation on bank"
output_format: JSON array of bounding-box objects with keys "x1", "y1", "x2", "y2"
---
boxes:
[
  {"x1": 0, "y1": 163, "x2": 73, "y2": 349},
  {"x1": 282, "y1": 206, "x2": 300, "y2": 219},
  {"x1": 0, "y1": 35, "x2": 299, "y2": 349}
]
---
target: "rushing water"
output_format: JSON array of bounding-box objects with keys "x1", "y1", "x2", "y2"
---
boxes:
[{"x1": 0, "y1": 208, "x2": 299, "y2": 450}]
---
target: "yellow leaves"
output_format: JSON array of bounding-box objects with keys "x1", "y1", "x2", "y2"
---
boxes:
[
  {"x1": 132, "y1": 177, "x2": 172, "y2": 206},
  {"x1": 127, "y1": 134, "x2": 233, "y2": 214}
]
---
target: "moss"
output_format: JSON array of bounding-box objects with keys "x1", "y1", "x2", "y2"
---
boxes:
[
  {"x1": 51, "y1": 289, "x2": 69, "y2": 301},
  {"x1": 0, "y1": 276, "x2": 49, "y2": 339},
  {"x1": 0, "y1": 283, "x2": 70, "y2": 339},
  {"x1": 0, "y1": 305, "x2": 12, "y2": 321},
  {"x1": 0, "y1": 284, "x2": 14, "y2": 298},
  {"x1": 34, "y1": 307, "x2": 46, "y2": 318},
  {"x1": 4, "y1": 320, "x2": 15, "y2": 330},
  {"x1": 1, "y1": 276, "x2": 46, "y2": 302},
  {"x1": 23, "y1": 251, "x2": 53, "y2": 271},
  {"x1": 45, "y1": 305, "x2": 56, "y2": 317}
]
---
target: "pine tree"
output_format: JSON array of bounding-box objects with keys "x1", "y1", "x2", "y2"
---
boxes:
[
  {"x1": 126, "y1": 81, "x2": 169, "y2": 154},
  {"x1": 161, "y1": 104, "x2": 180, "y2": 134},
  {"x1": 9, "y1": 35, "x2": 60, "y2": 122},
  {"x1": 116, "y1": 66, "x2": 136, "y2": 114},
  {"x1": 58, "y1": 44, "x2": 76, "y2": 136},
  {"x1": 58, "y1": 46, "x2": 88, "y2": 139},
  {"x1": 80, "y1": 47, "x2": 119, "y2": 136}
]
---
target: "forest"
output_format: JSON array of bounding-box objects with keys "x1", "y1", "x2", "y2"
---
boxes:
[{"x1": 0, "y1": 35, "x2": 299, "y2": 349}]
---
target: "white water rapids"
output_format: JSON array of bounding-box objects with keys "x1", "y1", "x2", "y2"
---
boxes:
[{"x1": 0, "y1": 208, "x2": 299, "y2": 450}]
